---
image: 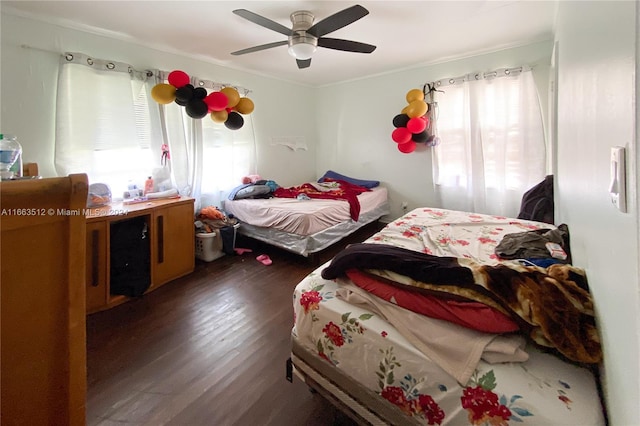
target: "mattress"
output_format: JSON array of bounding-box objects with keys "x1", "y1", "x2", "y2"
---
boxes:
[
  {"x1": 224, "y1": 186, "x2": 388, "y2": 236},
  {"x1": 291, "y1": 208, "x2": 605, "y2": 425}
]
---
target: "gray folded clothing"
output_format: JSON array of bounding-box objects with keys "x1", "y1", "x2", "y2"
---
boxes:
[{"x1": 494, "y1": 224, "x2": 571, "y2": 262}]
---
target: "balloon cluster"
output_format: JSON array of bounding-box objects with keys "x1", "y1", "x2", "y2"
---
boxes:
[
  {"x1": 151, "y1": 70, "x2": 255, "y2": 130},
  {"x1": 391, "y1": 88, "x2": 431, "y2": 154}
]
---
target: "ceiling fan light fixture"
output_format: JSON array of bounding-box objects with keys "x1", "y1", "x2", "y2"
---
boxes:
[
  {"x1": 288, "y1": 42, "x2": 316, "y2": 60},
  {"x1": 288, "y1": 34, "x2": 317, "y2": 60}
]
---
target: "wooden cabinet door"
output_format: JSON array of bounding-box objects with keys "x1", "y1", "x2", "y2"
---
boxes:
[
  {"x1": 152, "y1": 201, "x2": 195, "y2": 287},
  {"x1": 86, "y1": 220, "x2": 108, "y2": 313},
  {"x1": 1, "y1": 174, "x2": 87, "y2": 426}
]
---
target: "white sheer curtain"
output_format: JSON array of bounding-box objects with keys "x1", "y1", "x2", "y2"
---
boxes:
[
  {"x1": 156, "y1": 74, "x2": 257, "y2": 211},
  {"x1": 199, "y1": 112, "x2": 256, "y2": 209},
  {"x1": 432, "y1": 67, "x2": 546, "y2": 217},
  {"x1": 157, "y1": 94, "x2": 202, "y2": 203},
  {"x1": 55, "y1": 52, "x2": 161, "y2": 194}
]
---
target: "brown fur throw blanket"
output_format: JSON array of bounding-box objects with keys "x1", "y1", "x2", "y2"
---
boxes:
[{"x1": 322, "y1": 243, "x2": 601, "y2": 364}]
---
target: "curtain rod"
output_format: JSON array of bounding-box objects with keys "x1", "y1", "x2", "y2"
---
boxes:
[
  {"x1": 20, "y1": 43, "x2": 60, "y2": 54},
  {"x1": 21, "y1": 44, "x2": 251, "y2": 95},
  {"x1": 157, "y1": 70, "x2": 251, "y2": 96},
  {"x1": 425, "y1": 65, "x2": 531, "y2": 90}
]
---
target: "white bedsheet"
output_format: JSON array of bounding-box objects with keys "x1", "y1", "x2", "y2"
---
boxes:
[{"x1": 224, "y1": 186, "x2": 388, "y2": 236}]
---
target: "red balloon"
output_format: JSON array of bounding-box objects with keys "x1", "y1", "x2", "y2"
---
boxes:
[
  {"x1": 204, "y1": 92, "x2": 229, "y2": 112},
  {"x1": 391, "y1": 127, "x2": 412, "y2": 144},
  {"x1": 398, "y1": 141, "x2": 417, "y2": 153},
  {"x1": 407, "y1": 117, "x2": 427, "y2": 134},
  {"x1": 168, "y1": 70, "x2": 190, "y2": 88}
]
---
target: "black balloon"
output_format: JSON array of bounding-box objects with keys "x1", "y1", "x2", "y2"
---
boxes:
[
  {"x1": 185, "y1": 99, "x2": 209, "y2": 119},
  {"x1": 411, "y1": 130, "x2": 429, "y2": 143},
  {"x1": 193, "y1": 87, "x2": 208, "y2": 99},
  {"x1": 174, "y1": 97, "x2": 188, "y2": 106},
  {"x1": 392, "y1": 113, "x2": 410, "y2": 128},
  {"x1": 224, "y1": 111, "x2": 244, "y2": 130},
  {"x1": 175, "y1": 86, "x2": 194, "y2": 103}
]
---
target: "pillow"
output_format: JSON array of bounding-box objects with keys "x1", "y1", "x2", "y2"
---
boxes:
[
  {"x1": 318, "y1": 170, "x2": 380, "y2": 189},
  {"x1": 345, "y1": 269, "x2": 519, "y2": 334},
  {"x1": 233, "y1": 184, "x2": 272, "y2": 200}
]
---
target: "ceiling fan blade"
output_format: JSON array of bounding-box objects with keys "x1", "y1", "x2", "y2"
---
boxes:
[
  {"x1": 297, "y1": 59, "x2": 312, "y2": 69},
  {"x1": 318, "y1": 38, "x2": 376, "y2": 53},
  {"x1": 307, "y1": 5, "x2": 369, "y2": 38},
  {"x1": 233, "y1": 9, "x2": 292, "y2": 36},
  {"x1": 231, "y1": 40, "x2": 288, "y2": 56}
]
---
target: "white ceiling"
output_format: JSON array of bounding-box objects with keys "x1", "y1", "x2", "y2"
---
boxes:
[{"x1": 2, "y1": 1, "x2": 558, "y2": 87}]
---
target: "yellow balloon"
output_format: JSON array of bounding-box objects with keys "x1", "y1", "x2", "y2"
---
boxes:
[
  {"x1": 221, "y1": 87, "x2": 240, "y2": 108},
  {"x1": 151, "y1": 83, "x2": 176, "y2": 104},
  {"x1": 235, "y1": 97, "x2": 255, "y2": 115},
  {"x1": 401, "y1": 105, "x2": 411, "y2": 115},
  {"x1": 210, "y1": 109, "x2": 228, "y2": 123},
  {"x1": 406, "y1": 88, "x2": 424, "y2": 103},
  {"x1": 406, "y1": 100, "x2": 428, "y2": 118}
]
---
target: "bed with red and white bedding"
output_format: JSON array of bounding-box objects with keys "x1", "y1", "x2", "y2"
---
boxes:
[
  {"x1": 289, "y1": 208, "x2": 605, "y2": 425},
  {"x1": 223, "y1": 182, "x2": 389, "y2": 257}
]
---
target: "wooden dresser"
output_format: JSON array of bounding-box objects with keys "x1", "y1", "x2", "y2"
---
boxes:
[
  {"x1": 1, "y1": 174, "x2": 88, "y2": 426},
  {"x1": 85, "y1": 196, "x2": 195, "y2": 313}
]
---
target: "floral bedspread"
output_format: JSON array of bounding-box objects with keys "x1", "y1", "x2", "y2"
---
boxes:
[
  {"x1": 368, "y1": 207, "x2": 556, "y2": 262},
  {"x1": 292, "y1": 208, "x2": 605, "y2": 425}
]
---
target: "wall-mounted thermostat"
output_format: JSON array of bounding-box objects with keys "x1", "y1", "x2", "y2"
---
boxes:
[{"x1": 609, "y1": 146, "x2": 626, "y2": 212}]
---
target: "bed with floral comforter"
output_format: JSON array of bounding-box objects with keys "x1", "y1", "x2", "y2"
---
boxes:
[{"x1": 290, "y1": 208, "x2": 605, "y2": 425}]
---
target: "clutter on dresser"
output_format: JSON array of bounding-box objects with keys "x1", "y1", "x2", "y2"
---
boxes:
[{"x1": 87, "y1": 183, "x2": 112, "y2": 207}]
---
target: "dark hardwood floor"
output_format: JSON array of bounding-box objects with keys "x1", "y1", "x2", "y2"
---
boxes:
[{"x1": 86, "y1": 222, "x2": 385, "y2": 426}]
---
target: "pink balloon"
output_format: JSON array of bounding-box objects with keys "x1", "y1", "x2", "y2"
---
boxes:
[
  {"x1": 398, "y1": 141, "x2": 417, "y2": 153},
  {"x1": 391, "y1": 127, "x2": 412, "y2": 144},
  {"x1": 168, "y1": 70, "x2": 190, "y2": 88},
  {"x1": 407, "y1": 117, "x2": 427, "y2": 134},
  {"x1": 204, "y1": 92, "x2": 229, "y2": 111}
]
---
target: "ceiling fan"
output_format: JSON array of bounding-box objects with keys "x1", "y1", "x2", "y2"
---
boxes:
[{"x1": 230, "y1": 4, "x2": 376, "y2": 69}]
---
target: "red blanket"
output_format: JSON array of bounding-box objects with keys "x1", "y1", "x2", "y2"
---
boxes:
[{"x1": 273, "y1": 179, "x2": 369, "y2": 221}]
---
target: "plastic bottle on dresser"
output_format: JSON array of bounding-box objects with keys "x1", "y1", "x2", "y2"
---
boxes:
[
  {"x1": 144, "y1": 176, "x2": 154, "y2": 195},
  {"x1": 0, "y1": 133, "x2": 23, "y2": 179}
]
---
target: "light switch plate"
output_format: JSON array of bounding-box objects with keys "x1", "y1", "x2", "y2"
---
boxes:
[{"x1": 610, "y1": 146, "x2": 626, "y2": 212}]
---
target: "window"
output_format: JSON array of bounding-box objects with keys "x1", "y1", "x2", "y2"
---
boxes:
[
  {"x1": 158, "y1": 78, "x2": 256, "y2": 210},
  {"x1": 55, "y1": 53, "x2": 156, "y2": 195},
  {"x1": 200, "y1": 117, "x2": 255, "y2": 208},
  {"x1": 432, "y1": 68, "x2": 546, "y2": 216},
  {"x1": 55, "y1": 53, "x2": 256, "y2": 209}
]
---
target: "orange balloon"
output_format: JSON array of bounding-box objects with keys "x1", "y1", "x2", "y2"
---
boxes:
[
  {"x1": 210, "y1": 109, "x2": 228, "y2": 123},
  {"x1": 406, "y1": 88, "x2": 424, "y2": 103},
  {"x1": 220, "y1": 87, "x2": 240, "y2": 108},
  {"x1": 406, "y1": 100, "x2": 428, "y2": 118},
  {"x1": 235, "y1": 97, "x2": 255, "y2": 114},
  {"x1": 151, "y1": 83, "x2": 176, "y2": 104}
]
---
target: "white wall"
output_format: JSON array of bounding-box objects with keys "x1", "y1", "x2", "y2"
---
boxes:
[
  {"x1": 0, "y1": 13, "x2": 317, "y2": 187},
  {"x1": 554, "y1": 2, "x2": 639, "y2": 425},
  {"x1": 315, "y1": 41, "x2": 552, "y2": 220}
]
